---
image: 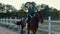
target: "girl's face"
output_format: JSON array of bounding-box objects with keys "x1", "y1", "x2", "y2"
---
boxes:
[{"x1": 29, "y1": 4, "x2": 33, "y2": 9}]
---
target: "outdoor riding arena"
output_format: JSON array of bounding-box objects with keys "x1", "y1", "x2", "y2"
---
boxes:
[{"x1": 0, "y1": 17, "x2": 60, "y2": 34}]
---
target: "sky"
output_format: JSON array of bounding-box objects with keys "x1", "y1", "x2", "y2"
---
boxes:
[{"x1": 0, "y1": 0, "x2": 60, "y2": 10}]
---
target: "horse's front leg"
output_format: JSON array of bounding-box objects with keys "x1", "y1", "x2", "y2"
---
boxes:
[{"x1": 32, "y1": 28, "x2": 37, "y2": 34}]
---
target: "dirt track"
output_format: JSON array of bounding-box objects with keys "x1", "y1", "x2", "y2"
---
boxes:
[
  {"x1": 0, "y1": 23, "x2": 60, "y2": 34},
  {"x1": 0, "y1": 26, "x2": 41, "y2": 34},
  {"x1": 0, "y1": 26, "x2": 19, "y2": 34}
]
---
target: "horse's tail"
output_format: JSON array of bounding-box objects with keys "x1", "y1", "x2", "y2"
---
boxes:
[
  {"x1": 15, "y1": 21, "x2": 21, "y2": 25},
  {"x1": 41, "y1": 20, "x2": 43, "y2": 23}
]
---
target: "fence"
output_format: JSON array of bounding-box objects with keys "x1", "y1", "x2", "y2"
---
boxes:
[
  {"x1": 0, "y1": 17, "x2": 21, "y2": 30},
  {"x1": 0, "y1": 17, "x2": 60, "y2": 34},
  {"x1": 38, "y1": 16, "x2": 60, "y2": 34}
]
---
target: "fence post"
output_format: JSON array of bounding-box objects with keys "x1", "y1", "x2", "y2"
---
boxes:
[
  {"x1": 14, "y1": 17, "x2": 17, "y2": 28},
  {"x1": 2, "y1": 18, "x2": 4, "y2": 24},
  {"x1": 9, "y1": 17, "x2": 12, "y2": 27},
  {"x1": 3, "y1": 18, "x2": 5, "y2": 25},
  {"x1": 48, "y1": 16, "x2": 51, "y2": 34},
  {"x1": 0, "y1": 18, "x2": 2, "y2": 24},
  {"x1": 15, "y1": 17, "x2": 17, "y2": 23},
  {"x1": 6, "y1": 17, "x2": 9, "y2": 26}
]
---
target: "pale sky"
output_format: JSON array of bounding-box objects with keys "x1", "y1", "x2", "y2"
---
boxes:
[{"x1": 0, "y1": 0, "x2": 60, "y2": 10}]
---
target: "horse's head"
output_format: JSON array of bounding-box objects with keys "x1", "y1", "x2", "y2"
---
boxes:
[{"x1": 35, "y1": 12, "x2": 44, "y2": 23}]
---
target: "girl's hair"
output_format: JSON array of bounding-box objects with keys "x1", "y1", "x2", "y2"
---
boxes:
[
  {"x1": 29, "y1": 3, "x2": 32, "y2": 5},
  {"x1": 29, "y1": 3, "x2": 33, "y2": 7}
]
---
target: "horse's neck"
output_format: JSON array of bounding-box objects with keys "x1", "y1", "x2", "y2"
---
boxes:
[
  {"x1": 35, "y1": 13, "x2": 39, "y2": 21},
  {"x1": 33, "y1": 15, "x2": 39, "y2": 21}
]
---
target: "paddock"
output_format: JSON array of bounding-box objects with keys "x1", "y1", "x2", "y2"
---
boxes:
[{"x1": 0, "y1": 17, "x2": 60, "y2": 34}]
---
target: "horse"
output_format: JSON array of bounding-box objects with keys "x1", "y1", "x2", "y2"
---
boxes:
[
  {"x1": 14, "y1": 17, "x2": 26, "y2": 34},
  {"x1": 27, "y1": 11, "x2": 44, "y2": 34}
]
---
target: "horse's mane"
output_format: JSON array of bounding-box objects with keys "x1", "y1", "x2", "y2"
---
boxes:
[{"x1": 32, "y1": 13, "x2": 39, "y2": 23}]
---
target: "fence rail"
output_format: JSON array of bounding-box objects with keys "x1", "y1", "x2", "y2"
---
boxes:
[{"x1": 0, "y1": 17, "x2": 60, "y2": 34}]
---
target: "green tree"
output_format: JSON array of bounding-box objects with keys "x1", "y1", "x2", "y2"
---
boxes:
[
  {"x1": 0, "y1": 3, "x2": 5, "y2": 12},
  {"x1": 17, "y1": 9, "x2": 27, "y2": 18},
  {"x1": 52, "y1": 9, "x2": 59, "y2": 19},
  {"x1": 40, "y1": 4, "x2": 50, "y2": 19},
  {"x1": 5, "y1": 4, "x2": 17, "y2": 12}
]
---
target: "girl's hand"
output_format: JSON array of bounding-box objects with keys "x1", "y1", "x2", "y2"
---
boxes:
[{"x1": 30, "y1": 15, "x2": 32, "y2": 18}]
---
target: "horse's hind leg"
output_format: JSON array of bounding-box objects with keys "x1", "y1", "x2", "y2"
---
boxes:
[
  {"x1": 32, "y1": 29, "x2": 36, "y2": 34},
  {"x1": 33, "y1": 32, "x2": 36, "y2": 34},
  {"x1": 27, "y1": 27, "x2": 30, "y2": 34},
  {"x1": 32, "y1": 30, "x2": 36, "y2": 34},
  {"x1": 27, "y1": 25, "x2": 30, "y2": 34},
  {"x1": 21, "y1": 26, "x2": 24, "y2": 34}
]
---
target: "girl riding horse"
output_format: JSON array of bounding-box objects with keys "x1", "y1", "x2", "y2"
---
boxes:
[
  {"x1": 27, "y1": 9, "x2": 44, "y2": 34},
  {"x1": 27, "y1": 3, "x2": 36, "y2": 34},
  {"x1": 27, "y1": 3, "x2": 44, "y2": 34},
  {"x1": 27, "y1": 3, "x2": 35, "y2": 23}
]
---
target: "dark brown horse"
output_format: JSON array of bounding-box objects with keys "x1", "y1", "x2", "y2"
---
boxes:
[
  {"x1": 21, "y1": 18, "x2": 26, "y2": 34},
  {"x1": 27, "y1": 11, "x2": 44, "y2": 34},
  {"x1": 15, "y1": 10, "x2": 43, "y2": 34}
]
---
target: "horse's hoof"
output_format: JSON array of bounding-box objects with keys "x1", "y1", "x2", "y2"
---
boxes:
[
  {"x1": 30, "y1": 32, "x2": 33, "y2": 34},
  {"x1": 21, "y1": 31, "x2": 26, "y2": 34}
]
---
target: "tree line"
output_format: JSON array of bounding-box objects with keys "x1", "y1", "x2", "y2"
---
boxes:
[{"x1": 0, "y1": 2, "x2": 60, "y2": 20}]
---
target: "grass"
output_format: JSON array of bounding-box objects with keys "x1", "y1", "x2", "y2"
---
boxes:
[
  {"x1": 41, "y1": 22, "x2": 60, "y2": 25},
  {"x1": 38, "y1": 30, "x2": 48, "y2": 34}
]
